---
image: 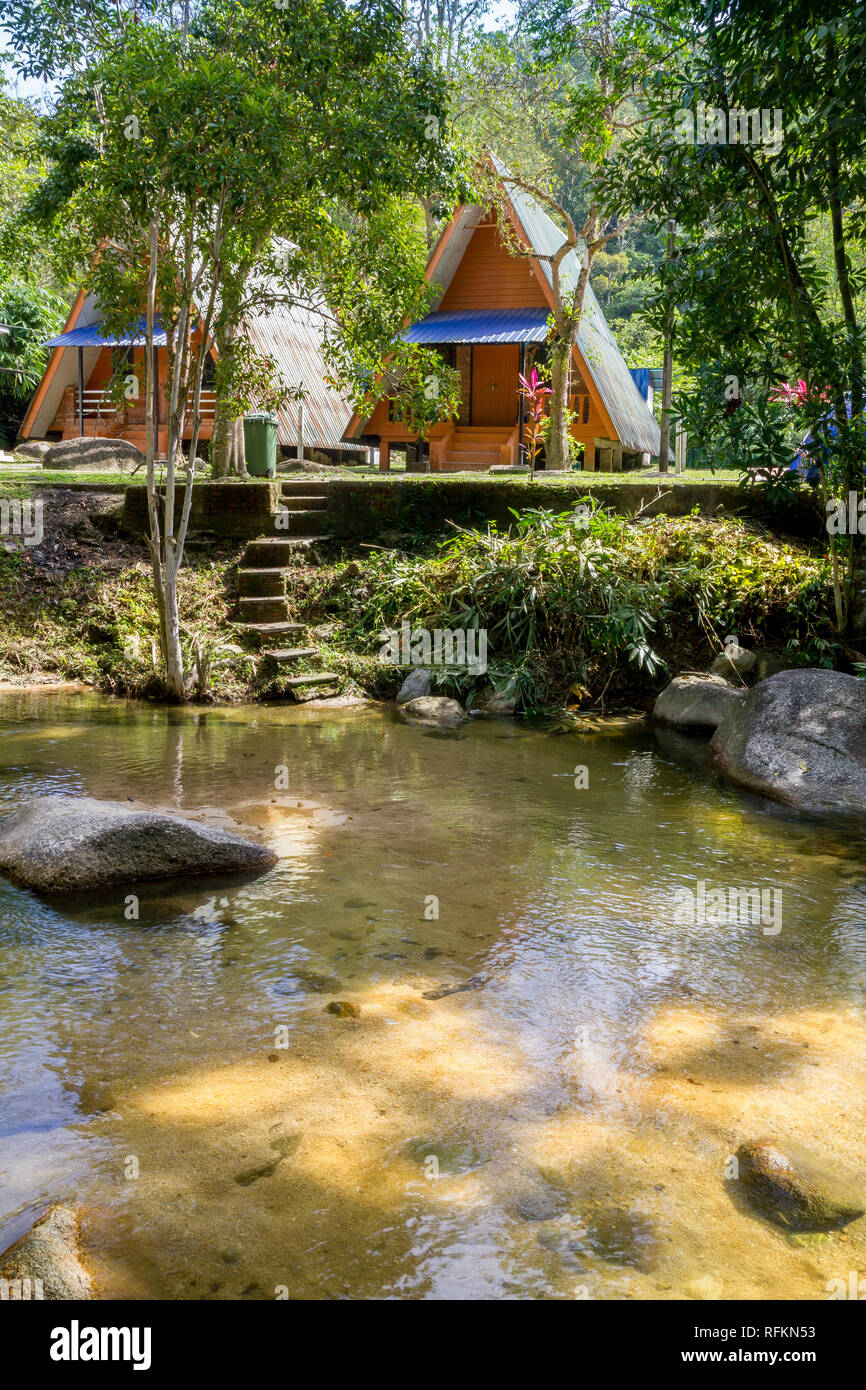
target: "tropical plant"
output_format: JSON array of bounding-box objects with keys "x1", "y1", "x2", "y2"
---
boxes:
[{"x1": 517, "y1": 364, "x2": 552, "y2": 473}]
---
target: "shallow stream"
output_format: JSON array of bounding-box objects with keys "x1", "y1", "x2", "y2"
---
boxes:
[{"x1": 1, "y1": 691, "x2": 865, "y2": 1299}]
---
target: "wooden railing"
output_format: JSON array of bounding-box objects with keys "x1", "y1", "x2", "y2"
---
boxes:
[{"x1": 70, "y1": 388, "x2": 216, "y2": 420}]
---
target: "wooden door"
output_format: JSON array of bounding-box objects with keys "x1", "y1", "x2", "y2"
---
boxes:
[{"x1": 471, "y1": 345, "x2": 520, "y2": 427}]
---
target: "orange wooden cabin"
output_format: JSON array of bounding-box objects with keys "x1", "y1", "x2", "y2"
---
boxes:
[
  {"x1": 18, "y1": 284, "x2": 218, "y2": 453},
  {"x1": 343, "y1": 161, "x2": 661, "y2": 472},
  {"x1": 19, "y1": 282, "x2": 361, "y2": 459}
]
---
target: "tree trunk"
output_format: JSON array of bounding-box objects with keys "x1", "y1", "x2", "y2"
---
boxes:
[
  {"x1": 162, "y1": 552, "x2": 185, "y2": 699},
  {"x1": 210, "y1": 321, "x2": 238, "y2": 478},
  {"x1": 231, "y1": 417, "x2": 246, "y2": 476},
  {"x1": 658, "y1": 219, "x2": 676, "y2": 474},
  {"x1": 210, "y1": 401, "x2": 233, "y2": 478},
  {"x1": 546, "y1": 332, "x2": 572, "y2": 471}
]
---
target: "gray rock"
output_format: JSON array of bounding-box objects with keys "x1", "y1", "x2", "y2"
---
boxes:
[
  {"x1": 0, "y1": 1205, "x2": 92, "y2": 1299},
  {"x1": 395, "y1": 668, "x2": 432, "y2": 705},
  {"x1": 653, "y1": 674, "x2": 745, "y2": 730},
  {"x1": 13, "y1": 439, "x2": 52, "y2": 460},
  {"x1": 398, "y1": 695, "x2": 466, "y2": 729},
  {"x1": 710, "y1": 647, "x2": 756, "y2": 682},
  {"x1": 752, "y1": 650, "x2": 795, "y2": 683},
  {"x1": 474, "y1": 687, "x2": 517, "y2": 716},
  {"x1": 0, "y1": 795, "x2": 278, "y2": 894},
  {"x1": 736, "y1": 1140, "x2": 865, "y2": 1232},
  {"x1": 711, "y1": 669, "x2": 866, "y2": 812},
  {"x1": 43, "y1": 437, "x2": 143, "y2": 472}
]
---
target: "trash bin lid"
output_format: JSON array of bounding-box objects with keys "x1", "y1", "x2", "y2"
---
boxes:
[{"x1": 243, "y1": 412, "x2": 279, "y2": 424}]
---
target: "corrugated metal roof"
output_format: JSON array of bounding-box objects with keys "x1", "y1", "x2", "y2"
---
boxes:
[
  {"x1": 44, "y1": 315, "x2": 169, "y2": 347},
  {"x1": 245, "y1": 300, "x2": 363, "y2": 452},
  {"x1": 490, "y1": 155, "x2": 662, "y2": 456},
  {"x1": 403, "y1": 307, "x2": 551, "y2": 344}
]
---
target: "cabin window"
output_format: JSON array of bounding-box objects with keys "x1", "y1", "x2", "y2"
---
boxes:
[
  {"x1": 202, "y1": 353, "x2": 217, "y2": 389},
  {"x1": 583, "y1": 395, "x2": 590, "y2": 424}
]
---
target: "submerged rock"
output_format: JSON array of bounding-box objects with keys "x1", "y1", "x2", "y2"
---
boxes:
[
  {"x1": 735, "y1": 1140, "x2": 865, "y2": 1232},
  {"x1": 0, "y1": 1205, "x2": 92, "y2": 1299},
  {"x1": 398, "y1": 695, "x2": 467, "y2": 729},
  {"x1": 325, "y1": 1000, "x2": 361, "y2": 1019},
  {"x1": 711, "y1": 669, "x2": 866, "y2": 813},
  {"x1": 403, "y1": 1137, "x2": 486, "y2": 1175},
  {"x1": 653, "y1": 674, "x2": 745, "y2": 730},
  {"x1": 0, "y1": 795, "x2": 278, "y2": 894},
  {"x1": 584, "y1": 1205, "x2": 659, "y2": 1273},
  {"x1": 395, "y1": 669, "x2": 432, "y2": 705}
]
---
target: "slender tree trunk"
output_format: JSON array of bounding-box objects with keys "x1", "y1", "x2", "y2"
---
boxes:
[
  {"x1": 143, "y1": 218, "x2": 169, "y2": 664},
  {"x1": 546, "y1": 332, "x2": 572, "y2": 470},
  {"x1": 211, "y1": 319, "x2": 238, "y2": 478},
  {"x1": 658, "y1": 219, "x2": 676, "y2": 474}
]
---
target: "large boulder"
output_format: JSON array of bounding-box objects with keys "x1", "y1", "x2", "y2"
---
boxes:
[
  {"x1": 711, "y1": 669, "x2": 866, "y2": 813},
  {"x1": 653, "y1": 674, "x2": 745, "y2": 730},
  {"x1": 43, "y1": 437, "x2": 143, "y2": 472},
  {"x1": 0, "y1": 1206, "x2": 92, "y2": 1299},
  {"x1": 735, "y1": 1141, "x2": 865, "y2": 1233},
  {"x1": 395, "y1": 668, "x2": 432, "y2": 706},
  {"x1": 398, "y1": 695, "x2": 466, "y2": 729},
  {"x1": 0, "y1": 795, "x2": 278, "y2": 894}
]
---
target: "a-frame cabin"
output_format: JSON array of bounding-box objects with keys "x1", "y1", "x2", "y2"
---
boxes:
[
  {"x1": 19, "y1": 282, "x2": 360, "y2": 459},
  {"x1": 343, "y1": 161, "x2": 661, "y2": 472}
]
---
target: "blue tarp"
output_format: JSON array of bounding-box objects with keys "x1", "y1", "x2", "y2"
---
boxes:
[
  {"x1": 401, "y1": 308, "x2": 551, "y2": 345},
  {"x1": 44, "y1": 315, "x2": 169, "y2": 348}
]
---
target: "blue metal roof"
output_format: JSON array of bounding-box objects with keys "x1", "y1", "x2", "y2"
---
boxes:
[
  {"x1": 402, "y1": 307, "x2": 551, "y2": 345},
  {"x1": 44, "y1": 315, "x2": 169, "y2": 348}
]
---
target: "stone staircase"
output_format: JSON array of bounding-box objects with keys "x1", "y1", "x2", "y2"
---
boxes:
[{"x1": 234, "y1": 480, "x2": 340, "y2": 698}]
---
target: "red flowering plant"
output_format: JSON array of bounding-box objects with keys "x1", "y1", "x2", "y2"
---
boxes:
[
  {"x1": 518, "y1": 365, "x2": 553, "y2": 475},
  {"x1": 768, "y1": 379, "x2": 830, "y2": 406}
]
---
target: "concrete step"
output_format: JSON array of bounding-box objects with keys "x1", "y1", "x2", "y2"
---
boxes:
[
  {"x1": 281, "y1": 480, "x2": 335, "y2": 496},
  {"x1": 280, "y1": 495, "x2": 328, "y2": 510},
  {"x1": 244, "y1": 535, "x2": 323, "y2": 566},
  {"x1": 262, "y1": 646, "x2": 319, "y2": 664},
  {"x1": 235, "y1": 596, "x2": 289, "y2": 623},
  {"x1": 446, "y1": 450, "x2": 500, "y2": 463},
  {"x1": 237, "y1": 567, "x2": 287, "y2": 597},
  {"x1": 275, "y1": 510, "x2": 328, "y2": 535},
  {"x1": 235, "y1": 621, "x2": 306, "y2": 643},
  {"x1": 283, "y1": 672, "x2": 340, "y2": 689}
]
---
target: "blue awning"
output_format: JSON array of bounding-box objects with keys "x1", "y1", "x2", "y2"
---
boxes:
[
  {"x1": 44, "y1": 315, "x2": 169, "y2": 348},
  {"x1": 402, "y1": 308, "x2": 551, "y2": 345}
]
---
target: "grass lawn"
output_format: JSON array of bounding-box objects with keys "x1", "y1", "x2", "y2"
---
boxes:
[{"x1": 0, "y1": 463, "x2": 747, "y2": 490}]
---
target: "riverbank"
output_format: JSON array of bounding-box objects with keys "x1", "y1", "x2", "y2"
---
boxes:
[{"x1": 0, "y1": 490, "x2": 835, "y2": 710}]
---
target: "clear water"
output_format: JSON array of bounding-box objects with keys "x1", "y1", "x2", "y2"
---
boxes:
[{"x1": 1, "y1": 690, "x2": 865, "y2": 1300}]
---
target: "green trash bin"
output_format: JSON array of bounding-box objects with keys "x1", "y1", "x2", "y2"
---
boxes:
[{"x1": 243, "y1": 412, "x2": 278, "y2": 477}]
